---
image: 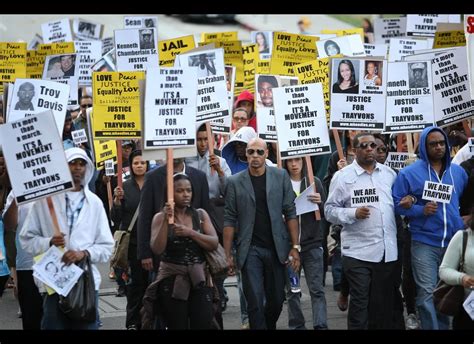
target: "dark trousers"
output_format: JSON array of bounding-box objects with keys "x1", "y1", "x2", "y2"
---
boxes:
[
  {"x1": 241, "y1": 245, "x2": 286, "y2": 329},
  {"x1": 453, "y1": 307, "x2": 474, "y2": 330},
  {"x1": 17, "y1": 270, "x2": 43, "y2": 329},
  {"x1": 158, "y1": 276, "x2": 214, "y2": 329},
  {"x1": 343, "y1": 255, "x2": 397, "y2": 329},
  {"x1": 126, "y1": 244, "x2": 150, "y2": 329},
  {"x1": 402, "y1": 230, "x2": 416, "y2": 315}
]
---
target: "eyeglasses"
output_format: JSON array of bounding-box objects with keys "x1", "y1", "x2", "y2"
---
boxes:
[
  {"x1": 81, "y1": 104, "x2": 93, "y2": 109},
  {"x1": 233, "y1": 116, "x2": 248, "y2": 122},
  {"x1": 356, "y1": 142, "x2": 377, "y2": 150},
  {"x1": 246, "y1": 148, "x2": 265, "y2": 156},
  {"x1": 376, "y1": 146, "x2": 388, "y2": 153},
  {"x1": 427, "y1": 140, "x2": 446, "y2": 148}
]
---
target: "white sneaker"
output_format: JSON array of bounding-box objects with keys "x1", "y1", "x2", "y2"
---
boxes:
[{"x1": 405, "y1": 313, "x2": 419, "y2": 330}]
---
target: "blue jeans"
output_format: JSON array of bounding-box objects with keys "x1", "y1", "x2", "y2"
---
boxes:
[
  {"x1": 331, "y1": 246, "x2": 342, "y2": 291},
  {"x1": 233, "y1": 245, "x2": 248, "y2": 325},
  {"x1": 41, "y1": 292, "x2": 99, "y2": 330},
  {"x1": 411, "y1": 240, "x2": 449, "y2": 330},
  {"x1": 241, "y1": 245, "x2": 286, "y2": 329},
  {"x1": 287, "y1": 246, "x2": 327, "y2": 329}
]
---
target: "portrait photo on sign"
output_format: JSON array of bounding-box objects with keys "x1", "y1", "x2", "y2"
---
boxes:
[
  {"x1": 331, "y1": 58, "x2": 360, "y2": 94},
  {"x1": 44, "y1": 54, "x2": 77, "y2": 79},
  {"x1": 251, "y1": 31, "x2": 272, "y2": 55},
  {"x1": 256, "y1": 75, "x2": 298, "y2": 108},
  {"x1": 225, "y1": 66, "x2": 234, "y2": 92},
  {"x1": 78, "y1": 21, "x2": 96, "y2": 37},
  {"x1": 408, "y1": 62, "x2": 428, "y2": 89},
  {"x1": 139, "y1": 29, "x2": 155, "y2": 50},
  {"x1": 363, "y1": 60, "x2": 382, "y2": 87},
  {"x1": 189, "y1": 52, "x2": 217, "y2": 77},
  {"x1": 144, "y1": 18, "x2": 156, "y2": 28},
  {"x1": 14, "y1": 81, "x2": 36, "y2": 111}
]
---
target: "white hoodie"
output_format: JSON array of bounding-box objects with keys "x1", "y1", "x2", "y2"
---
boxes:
[{"x1": 20, "y1": 148, "x2": 114, "y2": 292}]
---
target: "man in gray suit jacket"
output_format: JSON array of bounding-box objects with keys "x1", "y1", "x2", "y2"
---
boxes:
[{"x1": 223, "y1": 138, "x2": 300, "y2": 329}]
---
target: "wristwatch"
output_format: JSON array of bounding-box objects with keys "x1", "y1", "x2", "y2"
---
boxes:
[{"x1": 292, "y1": 244, "x2": 301, "y2": 252}]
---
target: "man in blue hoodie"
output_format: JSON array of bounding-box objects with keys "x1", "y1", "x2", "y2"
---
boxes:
[{"x1": 392, "y1": 126, "x2": 468, "y2": 330}]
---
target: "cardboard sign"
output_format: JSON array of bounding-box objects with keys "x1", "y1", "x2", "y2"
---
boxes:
[
  {"x1": 72, "y1": 18, "x2": 103, "y2": 41},
  {"x1": 388, "y1": 38, "x2": 430, "y2": 62},
  {"x1": 374, "y1": 17, "x2": 407, "y2": 44},
  {"x1": 364, "y1": 43, "x2": 388, "y2": 58},
  {"x1": 93, "y1": 139, "x2": 117, "y2": 170},
  {"x1": 92, "y1": 71, "x2": 144, "y2": 139},
  {"x1": 316, "y1": 35, "x2": 365, "y2": 59},
  {"x1": 143, "y1": 67, "x2": 197, "y2": 149},
  {"x1": 250, "y1": 31, "x2": 273, "y2": 60},
  {"x1": 215, "y1": 40, "x2": 244, "y2": 93},
  {"x1": 270, "y1": 32, "x2": 318, "y2": 76},
  {"x1": 273, "y1": 83, "x2": 331, "y2": 158},
  {"x1": 41, "y1": 19, "x2": 73, "y2": 43},
  {"x1": 384, "y1": 152, "x2": 410, "y2": 171},
  {"x1": 159, "y1": 35, "x2": 195, "y2": 67},
  {"x1": 0, "y1": 111, "x2": 74, "y2": 204},
  {"x1": 385, "y1": 61, "x2": 435, "y2": 133},
  {"x1": 114, "y1": 28, "x2": 159, "y2": 72},
  {"x1": 406, "y1": 14, "x2": 461, "y2": 37},
  {"x1": 210, "y1": 65, "x2": 234, "y2": 134},
  {"x1": 201, "y1": 32, "x2": 238, "y2": 43},
  {"x1": 0, "y1": 42, "x2": 27, "y2": 83},
  {"x1": 8, "y1": 78, "x2": 70, "y2": 135},
  {"x1": 123, "y1": 16, "x2": 158, "y2": 29},
  {"x1": 350, "y1": 187, "x2": 379, "y2": 207},
  {"x1": 71, "y1": 129, "x2": 88, "y2": 145},
  {"x1": 255, "y1": 74, "x2": 298, "y2": 141},
  {"x1": 241, "y1": 44, "x2": 259, "y2": 94},
  {"x1": 74, "y1": 41, "x2": 102, "y2": 86},
  {"x1": 422, "y1": 180, "x2": 453, "y2": 204},
  {"x1": 330, "y1": 57, "x2": 387, "y2": 130},
  {"x1": 104, "y1": 159, "x2": 115, "y2": 176}
]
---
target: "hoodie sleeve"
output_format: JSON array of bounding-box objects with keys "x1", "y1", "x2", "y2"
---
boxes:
[
  {"x1": 87, "y1": 206, "x2": 114, "y2": 264},
  {"x1": 19, "y1": 204, "x2": 52, "y2": 257},
  {"x1": 392, "y1": 171, "x2": 425, "y2": 218}
]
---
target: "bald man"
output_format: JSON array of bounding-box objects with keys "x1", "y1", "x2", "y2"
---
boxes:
[{"x1": 223, "y1": 138, "x2": 300, "y2": 329}]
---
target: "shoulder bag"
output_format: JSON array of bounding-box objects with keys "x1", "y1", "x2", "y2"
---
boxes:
[{"x1": 110, "y1": 205, "x2": 140, "y2": 270}]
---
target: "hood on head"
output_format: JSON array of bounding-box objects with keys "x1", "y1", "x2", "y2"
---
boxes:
[
  {"x1": 65, "y1": 147, "x2": 94, "y2": 187},
  {"x1": 222, "y1": 126, "x2": 257, "y2": 161},
  {"x1": 234, "y1": 90, "x2": 254, "y2": 109},
  {"x1": 419, "y1": 126, "x2": 451, "y2": 167}
]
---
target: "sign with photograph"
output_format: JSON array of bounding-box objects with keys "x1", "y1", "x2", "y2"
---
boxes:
[
  {"x1": 250, "y1": 31, "x2": 273, "y2": 60},
  {"x1": 74, "y1": 41, "x2": 102, "y2": 86},
  {"x1": 72, "y1": 18, "x2": 103, "y2": 41},
  {"x1": 0, "y1": 111, "x2": 74, "y2": 204},
  {"x1": 316, "y1": 35, "x2": 365, "y2": 59},
  {"x1": 159, "y1": 35, "x2": 195, "y2": 67},
  {"x1": 388, "y1": 38, "x2": 430, "y2": 62},
  {"x1": 210, "y1": 65, "x2": 234, "y2": 134},
  {"x1": 123, "y1": 16, "x2": 158, "y2": 29},
  {"x1": 114, "y1": 28, "x2": 159, "y2": 72},
  {"x1": 385, "y1": 61, "x2": 434, "y2": 133},
  {"x1": 330, "y1": 57, "x2": 387, "y2": 130}
]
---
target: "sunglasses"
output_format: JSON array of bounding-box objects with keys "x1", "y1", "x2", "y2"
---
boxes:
[
  {"x1": 233, "y1": 116, "x2": 248, "y2": 122},
  {"x1": 376, "y1": 146, "x2": 388, "y2": 153},
  {"x1": 246, "y1": 148, "x2": 265, "y2": 156},
  {"x1": 81, "y1": 104, "x2": 93, "y2": 109},
  {"x1": 356, "y1": 142, "x2": 377, "y2": 150}
]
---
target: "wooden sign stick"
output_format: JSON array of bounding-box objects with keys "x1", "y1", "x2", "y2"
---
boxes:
[
  {"x1": 167, "y1": 148, "x2": 174, "y2": 224},
  {"x1": 304, "y1": 156, "x2": 321, "y2": 221}
]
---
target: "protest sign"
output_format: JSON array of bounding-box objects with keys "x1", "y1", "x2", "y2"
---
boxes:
[
  {"x1": 93, "y1": 139, "x2": 117, "y2": 170},
  {"x1": 364, "y1": 43, "x2": 388, "y2": 58},
  {"x1": 159, "y1": 35, "x2": 195, "y2": 67},
  {"x1": 388, "y1": 38, "x2": 430, "y2": 62},
  {"x1": 316, "y1": 35, "x2": 365, "y2": 59},
  {"x1": 374, "y1": 17, "x2": 407, "y2": 44},
  {"x1": 41, "y1": 19, "x2": 73, "y2": 43},
  {"x1": 114, "y1": 28, "x2": 159, "y2": 72},
  {"x1": 422, "y1": 180, "x2": 453, "y2": 204},
  {"x1": 0, "y1": 111, "x2": 74, "y2": 204},
  {"x1": 71, "y1": 128, "x2": 88, "y2": 145},
  {"x1": 384, "y1": 152, "x2": 411, "y2": 171},
  {"x1": 406, "y1": 15, "x2": 461, "y2": 37},
  {"x1": 0, "y1": 42, "x2": 27, "y2": 83},
  {"x1": 74, "y1": 41, "x2": 102, "y2": 86},
  {"x1": 72, "y1": 18, "x2": 103, "y2": 41},
  {"x1": 124, "y1": 16, "x2": 158, "y2": 29},
  {"x1": 350, "y1": 187, "x2": 379, "y2": 207},
  {"x1": 250, "y1": 31, "x2": 273, "y2": 60}
]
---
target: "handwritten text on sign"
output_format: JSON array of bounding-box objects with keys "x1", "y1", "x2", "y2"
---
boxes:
[
  {"x1": 350, "y1": 187, "x2": 379, "y2": 207},
  {"x1": 422, "y1": 181, "x2": 452, "y2": 204}
]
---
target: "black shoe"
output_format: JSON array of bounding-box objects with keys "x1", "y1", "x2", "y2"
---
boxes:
[
  {"x1": 221, "y1": 299, "x2": 227, "y2": 312},
  {"x1": 115, "y1": 286, "x2": 126, "y2": 297}
]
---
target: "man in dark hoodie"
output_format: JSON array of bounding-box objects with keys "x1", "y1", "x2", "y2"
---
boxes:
[{"x1": 393, "y1": 126, "x2": 468, "y2": 330}]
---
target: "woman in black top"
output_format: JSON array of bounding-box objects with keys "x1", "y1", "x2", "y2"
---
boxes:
[
  {"x1": 150, "y1": 174, "x2": 218, "y2": 329},
  {"x1": 111, "y1": 150, "x2": 149, "y2": 329}
]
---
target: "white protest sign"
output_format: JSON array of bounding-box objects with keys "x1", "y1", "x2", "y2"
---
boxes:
[
  {"x1": 124, "y1": 16, "x2": 158, "y2": 29},
  {"x1": 385, "y1": 61, "x2": 435, "y2": 133},
  {"x1": 374, "y1": 17, "x2": 406, "y2": 44},
  {"x1": 144, "y1": 67, "x2": 197, "y2": 149},
  {"x1": 72, "y1": 18, "x2": 103, "y2": 41},
  {"x1": 210, "y1": 65, "x2": 234, "y2": 134},
  {"x1": 469, "y1": 137, "x2": 474, "y2": 156},
  {"x1": 53, "y1": 76, "x2": 79, "y2": 107},
  {"x1": 330, "y1": 57, "x2": 387, "y2": 131},
  {"x1": 462, "y1": 289, "x2": 474, "y2": 321},
  {"x1": 177, "y1": 48, "x2": 229, "y2": 122},
  {"x1": 91, "y1": 49, "x2": 116, "y2": 73},
  {"x1": 8, "y1": 78, "x2": 70, "y2": 135},
  {"x1": 71, "y1": 129, "x2": 88, "y2": 145},
  {"x1": 388, "y1": 38, "x2": 430, "y2": 62},
  {"x1": 74, "y1": 41, "x2": 102, "y2": 86},
  {"x1": 0, "y1": 111, "x2": 74, "y2": 205},
  {"x1": 114, "y1": 28, "x2": 159, "y2": 72},
  {"x1": 465, "y1": 15, "x2": 474, "y2": 100},
  {"x1": 273, "y1": 83, "x2": 331, "y2": 158},
  {"x1": 350, "y1": 187, "x2": 380, "y2": 208},
  {"x1": 384, "y1": 152, "x2": 411, "y2": 171},
  {"x1": 422, "y1": 181, "x2": 453, "y2": 204},
  {"x1": 364, "y1": 43, "x2": 388, "y2": 58},
  {"x1": 105, "y1": 159, "x2": 115, "y2": 176},
  {"x1": 41, "y1": 19, "x2": 73, "y2": 43},
  {"x1": 316, "y1": 35, "x2": 366, "y2": 58},
  {"x1": 295, "y1": 183, "x2": 319, "y2": 216},
  {"x1": 28, "y1": 34, "x2": 43, "y2": 50},
  {"x1": 255, "y1": 74, "x2": 299, "y2": 141},
  {"x1": 406, "y1": 15, "x2": 461, "y2": 37},
  {"x1": 431, "y1": 47, "x2": 474, "y2": 127},
  {"x1": 102, "y1": 37, "x2": 115, "y2": 55}
]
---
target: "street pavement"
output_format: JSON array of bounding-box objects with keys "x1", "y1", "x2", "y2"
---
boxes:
[{"x1": 0, "y1": 262, "x2": 348, "y2": 330}]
